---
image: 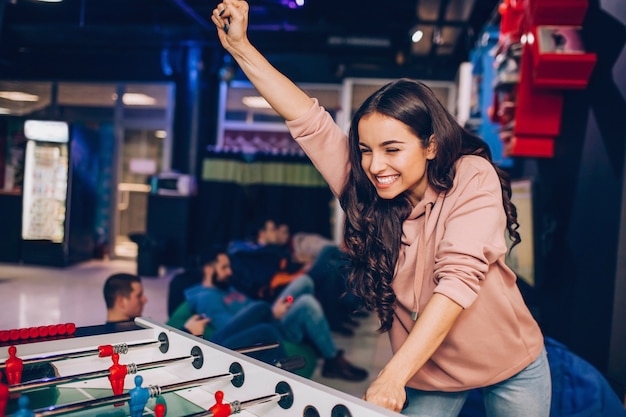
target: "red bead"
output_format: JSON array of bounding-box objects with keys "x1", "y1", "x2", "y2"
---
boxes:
[{"x1": 38, "y1": 326, "x2": 49, "y2": 338}]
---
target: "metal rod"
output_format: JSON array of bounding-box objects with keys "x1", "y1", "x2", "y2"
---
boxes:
[
  {"x1": 238, "y1": 392, "x2": 286, "y2": 409},
  {"x1": 134, "y1": 356, "x2": 195, "y2": 373},
  {"x1": 1, "y1": 349, "x2": 98, "y2": 369},
  {"x1": 0, "y1": 340, "x2": 161, "y2": 368},
  {"x1": 32, "y1": 372, "x2": 241, "y2": 417},
  {"x1": 234, "y1": 343, "x2": 280, "y2": 354},
  {"x1": 185, "y1": 392, "x2": 287, "y2": 417},
  {"x1": 9, "y1": 355, "x2": 194, "y2": 393},
  {"x1": 157, "y1": 373, "x2": 234, "y2": 395},
  {"x1": 2, "y1": 338, "x2": 277, "y2": 369}
]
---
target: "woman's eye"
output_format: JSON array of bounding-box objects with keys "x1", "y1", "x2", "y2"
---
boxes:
[
  {"x1": 359, "y1": 148, "x2": 371, "y2": 154},
  {"x1": 385, "y1": 148, "x2": 399, "y2": 153}
]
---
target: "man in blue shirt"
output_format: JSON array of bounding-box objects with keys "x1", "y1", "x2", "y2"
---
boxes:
[{"x1": 185, "y1": 247, "x2": 368, "y2": 382}]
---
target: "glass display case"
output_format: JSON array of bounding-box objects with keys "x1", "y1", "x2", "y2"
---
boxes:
[
  {"x1": 21, "y1": 120, "x2": 98, "y2": 266},
  {"x1": 22, "y1": 121, "x2": 69, "y2": 242}
]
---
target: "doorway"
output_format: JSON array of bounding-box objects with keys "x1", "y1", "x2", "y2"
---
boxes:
[{"x1": 112, "y1": 83, "x2": 175, "y2": 259}]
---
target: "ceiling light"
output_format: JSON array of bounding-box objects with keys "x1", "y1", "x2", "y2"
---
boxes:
[
  {"x1": 123, "y1": 93, "x2": 156, "y2": 105},
  {"x1": 24, "y1": 120, "x2": 69, "y2": 142},
  {"x1": 112, "y1": 93, "x2": 157, "y2": 106},
  {"x1": 36, "y1": 0, "x2": 64, "y2": 2},
  {"x1": 242, "y1": 96, "x2": 271, "y2": 109},
  {"x1": 411, "y1": 29, "x2": 424, "y2": 43},
  {"x1": 0, "y1": 91, "x2": 40, "y2": 102}
]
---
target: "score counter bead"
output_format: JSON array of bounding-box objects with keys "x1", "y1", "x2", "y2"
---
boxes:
[
  {"x1": 37, "y1": 326, "x2": 49, "y2": 338},
  {"x1": 65, "y1": 323, "x2": 76, "y2": 335}
]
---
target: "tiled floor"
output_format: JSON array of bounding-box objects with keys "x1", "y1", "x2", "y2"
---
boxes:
[{"x1": 0, "y1": 259, "x2": 392, "y2": 399}]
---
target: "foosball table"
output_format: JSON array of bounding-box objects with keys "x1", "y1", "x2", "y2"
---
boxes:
[{"x1": 0, "y1": 318, "x2": 400, "y2": 416}]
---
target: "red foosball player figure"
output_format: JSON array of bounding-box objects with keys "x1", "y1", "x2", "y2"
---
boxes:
[
  {"x1": 0, "y1": 371, "x2": 9, "y2": 417},
  {"x1": 210, "y1": 391, "x2": 231, "y2": 417},
  {"x1": 5, "y1": 346, "x2": 23, "y2": 385},
  {"x1": 107, "y1": 353, "x2": 128, "y2": 395},
  {"x1": 154, "y1": 402, "x2": 166, "y2": 417}
]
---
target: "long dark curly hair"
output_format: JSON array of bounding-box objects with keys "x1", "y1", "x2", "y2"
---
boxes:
[{"x1": 339, "y1": 79, "x2": 520, "y2": 332}]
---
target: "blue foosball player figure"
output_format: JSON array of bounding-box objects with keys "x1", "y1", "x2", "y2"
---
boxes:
[
  {"x1": 14, "y1": 395, "x2": 34, "y2": 417},
  {"x1": 129, "y1": 375, "x2": 150, "y2": 417}
]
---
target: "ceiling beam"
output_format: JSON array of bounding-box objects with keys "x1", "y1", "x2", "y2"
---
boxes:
[
  {"x1": 429, "y1": 0, "x2": 453, "y2": 58},
  {"x1": 169, "y1": 0, "x2": 213, "y2": 33}
]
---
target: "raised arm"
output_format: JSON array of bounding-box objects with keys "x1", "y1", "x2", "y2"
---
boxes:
[{"x1": 211, "y1": 0, "x2": 314, "y2": 121}]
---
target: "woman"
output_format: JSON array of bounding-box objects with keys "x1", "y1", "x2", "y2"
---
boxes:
[{"x1": 211, "y1": 2, "x2": 551, "y2": 416}]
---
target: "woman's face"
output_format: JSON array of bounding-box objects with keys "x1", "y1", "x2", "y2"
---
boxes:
[{"x1": 357, "y1": 112, "x2": 436, "y2": 205}]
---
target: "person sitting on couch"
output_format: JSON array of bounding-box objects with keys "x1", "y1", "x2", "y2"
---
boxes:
[
  {"x1": 104, "y1": 272, "x2": 209, "y2": 336},
  {"x1": 105, "y1": 272, "x2": 286, "y2": 363},
  {"x1": 184, "y1": 247, "x2": 369, "y2": 382},
  {"x1": 228, "y1": 218, "x2": 364, "y2": 336}
]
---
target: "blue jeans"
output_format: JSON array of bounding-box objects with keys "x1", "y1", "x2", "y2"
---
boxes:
[
  {"x1": 306, "y1": 245, "x2": 362, "y2": 324},
  {"x1": 210, "y1": 302, "x2": 287, "y2": 363},
  {"x1": 402, "y1": 349, "x2": 551, "y2": 417},
  {"x1": 276, "y1": 275, "x2": 337, "y2": 359}
]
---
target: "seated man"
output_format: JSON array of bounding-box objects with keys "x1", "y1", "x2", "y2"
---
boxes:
[
  {"x1": 104, "y1": 272, "x2": 208, "y2": 335},
  {"x1": 229, "y1": 218, "x2": 363, "y2": 335},
  {"x1": 104, "y1": 273, "x2": 286, "y2": 364},
  {"x1": 184, "y1": 247, "x2": 369, "y2": 382},
  {"x1": 227, "y1": 218, "x2": 303, "y2": 301}
]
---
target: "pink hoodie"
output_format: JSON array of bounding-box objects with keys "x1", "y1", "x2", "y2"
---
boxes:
[{"x1": 286, "y1": 100, "x2": 544, "y2": 391}]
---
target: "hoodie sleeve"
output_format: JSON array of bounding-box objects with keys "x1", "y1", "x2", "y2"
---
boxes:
[
  {"x1": 285, "y1": 99, "x2": 351, "y2": 197},
  {"x1": 432, "y1": 156, "x2": 510, "y2": 308}
]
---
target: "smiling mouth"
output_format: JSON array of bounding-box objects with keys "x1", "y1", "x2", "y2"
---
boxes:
[{"x1": 376, "y1": 175, "x2": 399, "y2": 185}]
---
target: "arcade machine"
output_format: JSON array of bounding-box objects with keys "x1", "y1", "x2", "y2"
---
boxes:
[{"x1": 0, "y1": 318, "x2": 400, "y2": 417}]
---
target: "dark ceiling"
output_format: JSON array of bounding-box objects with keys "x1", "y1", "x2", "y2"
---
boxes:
[{"x1": 0, "y1": 0, "x2": 501, "y2": 82}]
